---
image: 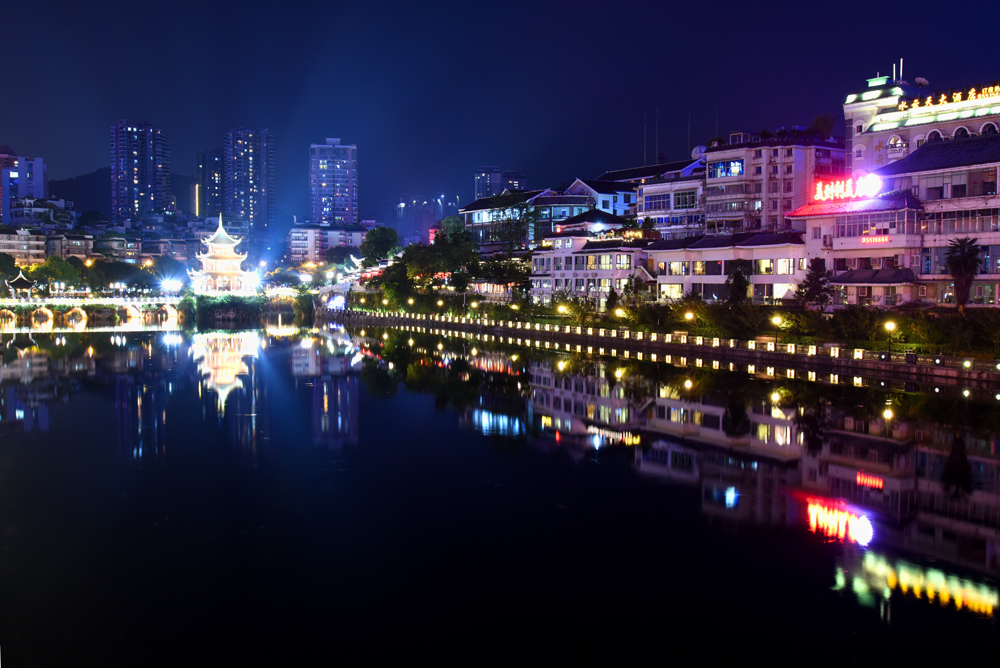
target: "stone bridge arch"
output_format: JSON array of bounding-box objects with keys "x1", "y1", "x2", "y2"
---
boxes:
[
  {"x1": 31, "y1": 307, "x2": 54, "y2": 329},
  {"x1": 64, "y1": 307, "x2": 88, "y2": 328},
  {"x1": 117, "y1": 304, "x2": 143, "y2": 321}
]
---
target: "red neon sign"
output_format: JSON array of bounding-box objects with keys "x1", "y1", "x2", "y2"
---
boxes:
[
  {"x1": 856, "y1": 472, "x2": 884, "y2": 489},
  {"x1": 861, "y1": 235, "x2": 890, "y2": 244},
  {"x1": 805, "y1": 499, "x2": 873, "y2": 545},
  {"x1": 814, "y1": 174, "x2": 882, "y2": 202}
]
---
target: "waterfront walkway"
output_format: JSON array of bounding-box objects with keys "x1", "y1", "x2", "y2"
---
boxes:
[{"x1": 323, "y1": 308, "x2": 1000, "y2": 390}]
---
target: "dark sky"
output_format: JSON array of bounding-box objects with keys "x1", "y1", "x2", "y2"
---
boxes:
[{"x1": 3, "y1": 0, "x2": 992, "y2": 227}]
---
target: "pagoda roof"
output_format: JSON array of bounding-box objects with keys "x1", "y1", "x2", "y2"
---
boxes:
[
  {"x1": 204, "y1": 215, "x2": 242, "y2": 246},
  {"x1": 6, "y1": 270, "x2": 35, "y2": 290}
]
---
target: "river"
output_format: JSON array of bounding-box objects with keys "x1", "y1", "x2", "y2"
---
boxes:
[{"x1": 0, "y1": 323, "x2": 996, "y2": 662}]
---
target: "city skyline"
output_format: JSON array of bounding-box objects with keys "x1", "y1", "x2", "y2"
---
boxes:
[{"x1": 3, "y1": 0, "x2": 992, "y2": 227}]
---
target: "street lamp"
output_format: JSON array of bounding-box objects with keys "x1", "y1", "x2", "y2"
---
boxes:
[
  {"x1": 771, "y1": 315, "x2": 783, "y2": 347},
  {"x1": 557, "y1": 304, "x2": 568, "y2": 314},
  {"x1": 884, "y1": 321, "x2": 896, "y2": 357},
  {"x1": 614, "y1": 308, "x2": 625, "y2": 318},
  {"x1": 684, "y1": 311, "x2": 694, "y2": 321}
]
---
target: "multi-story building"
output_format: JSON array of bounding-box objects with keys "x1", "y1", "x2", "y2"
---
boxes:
[
  {"x1": 528, "y1": 230, "x2": 651, "y2": 310},
  {"x1": 844, "y1": 72, "x2": 1000, "y2": 177},
  {"x1": 791, "y1": 133, "x2": 1000, "y2": 308},
  {"x1": 224, "y1": 128, "x2": 274, "y2": 235},
  {"x1": 460, "y1": 189, "x2": 594, "y2": 249},
  {"x1": 502, "y1": 171, "x2": 526, "y2": 191},
  {"x1": 196, "y1": 149, "x2": 223, "y2": 217},
  {"x1": 597, "y1": 157, "x2": 706, "y2": 238},
  {"x1": 474, "y1": 166, "x2": 503, "y2": 200},
  {"x1": 644, "y1": 231, "x2": 807, "y2": 303},
  {"x1": 110, "y1": 120, "x2": 172, "y2": 223},
  {"x1": 47, "y1": 233, "x2": 94, "y2": 261},
  {"x1": 309, "y1": 138, "x2": 358, "y2": 226},
  {"x1": 0, "y1": 149, "x2": 46, "y2": 226},
  {"x1": 563, "y1": 179, "x2": 636, "y2": 217},
  {"x1": 288, "y1": 224, "x2": 367, "y2": 265},
  {"x1": 703, "y1": 131, "x2": 845, "y2": 235},
  {"x1": 0, "y1": 226, "x2": 47, "y2": 264}
]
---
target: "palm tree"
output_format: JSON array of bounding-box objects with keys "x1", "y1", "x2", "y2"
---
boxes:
[{"x1": 945, "y1": 237, "x2": 981, "y2": 316}]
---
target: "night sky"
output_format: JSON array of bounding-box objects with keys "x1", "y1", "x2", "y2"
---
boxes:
[{"x1": 3, "y1": 0, "x2": 992, "y2": 228}]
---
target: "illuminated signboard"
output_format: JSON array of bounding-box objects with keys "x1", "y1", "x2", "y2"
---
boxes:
[
  {"x1": 814, "y1": 174, "x2": 882, "y2": 201},
  {"x1": 806, "y1": 498, "x2": 874, "y2": 546},
  {"x1": 856, "y1": 472, "x2": 884, "y2": 489},
  {"x1": 860, "y1": 235, "x2": 890, "y2": 244},
  {"x1": 898, "y1": 84, "x2": 1000, "y2": 111}
]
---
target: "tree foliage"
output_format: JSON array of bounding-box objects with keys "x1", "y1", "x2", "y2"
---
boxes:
[
  {"x1": 945, "y1": 237, "x2": 981, "y2": 316},
  {"x1": 795, "y1": 257, "x2": 836, "y2": 311},
  {"x1": 725, "y1": 259, "x2": 752, "y2": 305},
  {"x1": 360, "y1": 227, "x2": 399, "y2": 264},
  {"x1": 489, "y1": 192, "x2": 538, "y2": 254},
  {"x1": 325, "y1": 246, "x2": 360, "y2": 267}
]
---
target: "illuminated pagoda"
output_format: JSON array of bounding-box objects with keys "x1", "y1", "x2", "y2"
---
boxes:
[
  {"x1": 5, "y1": 270, "x2": 36, "y2": 298},
  {"x1": 188, "y1": 214, "x2": 259, "y2": 295},
  {"x1": 190, "y1": 331, "x2": 260, "y2": 415}
]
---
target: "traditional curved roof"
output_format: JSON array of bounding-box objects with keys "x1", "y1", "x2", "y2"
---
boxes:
[
  {"x1": 6, "y1": 270, "x2": 36, "y2": 290},
  {"x1": 204, "y1": 214, "x2": 241, "y2": 246}
]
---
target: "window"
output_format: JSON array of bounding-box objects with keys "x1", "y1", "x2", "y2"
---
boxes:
[
  {"x1": 786, "y1": 148, "x2": 794, "y2": 157},
  {"x1": 553, "y1": 257, "x2": 562, "y2": 270},
  {"x1": 586, "y1": 255, "x2": 597, "y2": 271},
  {"x1": 771, "y1": 165, "x2": 779, "y2": 175},
  {"x1": 927, "y1": 130, "x2": 942, "y2": 143},
  {"x1": 770, "y1": 200, "x2": 778, "y2": 211},
  {"x1": 754, "y1": 166, "x2": 762, "y2": 175},
  {"x1": 674, "y1": 190, "x2": 697, "y2": 209},
  {"x1": 812, "y1": 227, "x2": 821, "y2": 240},
  {"x1": 772, "y1": 149, "x2": 779, "y2": 157},
  {"x1": 668, "y1": 261, "x2": 689, "y2": 276},
  {"x1": 754, "y1": 149, "x2": 763, "y2": 158},
  {"x1": 782, "y1": 199, "x2": 791, "y2": 211},
  {"x1": 755, "y1": 259, "x2": 774, "y2": 275},
  {"x1": 954, "y1": 127, "x2": 969, "y2": 139},
  {"x1": 983, "y1": 123, "x2": 999, "y2": 136},
  {"x1": 855, "y1": 148, "x2": 864, "y2": 158},
  {"x1": 776, "y1": 258, "x2": 795, "y2": 275},
  {"x1": 783, "y1": 180, "x2": 793, "y2": 193},
  {"x1": 768, "y1": 181, "x2": 779, "y2": 194},
  {"x1": 574, "y1": 256, "x2": 585, "y2": 270},
  {"x1": 601, "y1": 199, "x2": 610, "y2": 209},
  {"x1": 708, "y1": 160, "x2": 744, "y2": 178},
  {"x1": 785, "y1": 164, "x2": 793, "y2": 174},
  {"x1": 575, "y1": 279, "x2": 585, "y2": 291},
  {"x1": 599, "y1": 254, "x2": 612, "y2": 270},
  {"x1": 616, "y1": 254, "x2": 631, "y2": 270},
  {"x1": 856, "y1": 124, "x2": 863, "y2": 134},
  {"x1": 644, "y1": 194, "x2": 670, "y2": 211}
]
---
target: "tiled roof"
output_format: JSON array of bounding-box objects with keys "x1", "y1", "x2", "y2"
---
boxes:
[
  {"x1": 595, "y1": 159, "x2": 699, "y2": 182},
  {"x1": 644, "y1": 231, "x2": 803, "y2": 252},
  {"x1": 787, "y1": 191, "x2": 921, "y2": 217},
  {"x1": 575, "y1": 179, "x2": 636, "y2": 195},
  {"x1": 576, "y1": 239, "x2": 648, "y2": 252},
  {"x1": 876, "y1": 134, "x2": 1000, "y2": 175},
  {"x1": 459, "y1": 189, "x2": 545, "y2": 213},
  {"x1": 557, "y1": 208, "x2": 631, "y2": 228}
]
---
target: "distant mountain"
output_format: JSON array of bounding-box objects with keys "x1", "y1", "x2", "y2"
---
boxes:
[
  {"x1": 49, "y1": 168, "x2": 197, "y2": 218},
  {"x1": 49, "y1": 168, "x2": 111, "y2": 217}
]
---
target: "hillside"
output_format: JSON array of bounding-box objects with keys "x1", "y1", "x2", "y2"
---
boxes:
[{"x1": 49, "y1": 168, "x2": 196, "y2": 218}]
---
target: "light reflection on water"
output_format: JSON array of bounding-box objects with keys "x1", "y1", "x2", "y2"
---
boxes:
[{"x1": 2, "y1": 325, "x2": 999, "y2": 661}]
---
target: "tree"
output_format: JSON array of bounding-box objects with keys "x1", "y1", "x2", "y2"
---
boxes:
[
  {"x1": 621, "y1": 275, "x2": 645, "y2": 309},
  {"x1": 725, "y1": 259, "x2": 752, "y2": 305},
  {"x1": 641, "y1": 217, "x2": 656, "y2": 231},
  {"x1": 360, "y1": 227, "x2": 399, "y2": 264},
  {"x1": 795, "y1": 257, "x2": 836, "y2": 311},
  {"x1": 325, "y1": 246, "x2": 360, "y2": 267},
  {"x1": 440, "y1": 215, "x2": 465, "y2": 238},
  {"x1": 605, "y1": 287, "x2": 620, "y2": 314},
  {"x1": 26, "y1": 255, "x2": 79, "y2": 288},
  {"x1": 489, "y1": 192, "x2": 538, "y2": 254},
  {"x1": 810, "y1": 114, "x2": 836, "y2": 140},
  {"x1": 945, "y1": 237, "x2": 981, "y2": 316},
  {"x1": 0, "y1": 253, "x2": 16, "y2": 281}
]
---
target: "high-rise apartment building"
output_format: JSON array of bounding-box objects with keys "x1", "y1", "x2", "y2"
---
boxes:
[
  {"x1": 0, "y1": 147, "x2": 46, "y2": 226},
  {"x1": 196, "y1": 149, "x2": 223, "y2": 217},
  {"x1": 223, "y1": 128, "x2": 274, "y2": 233},
  {"x1": 474, "y1": 166, "x2": 502, "y2": 200},
  {"x1": 110, "y1": 120, "x2": 172, "y2": 223},
  {"x1": 309, "y1": 138, "x2": 358, "y2": 226}
]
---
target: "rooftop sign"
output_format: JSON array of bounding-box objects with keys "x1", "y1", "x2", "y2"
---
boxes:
[{"x1": 814, "y1": 174, "x2": 882, "y2": 202}]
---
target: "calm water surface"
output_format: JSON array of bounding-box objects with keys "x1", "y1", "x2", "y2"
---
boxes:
[{"x1": 0, "y1": 326, "x2": 997, "y2": 663}]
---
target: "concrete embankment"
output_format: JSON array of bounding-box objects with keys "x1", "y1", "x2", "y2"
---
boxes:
[{"x1": 320, "y1": 310, "x2": 1000, "y2": 390}]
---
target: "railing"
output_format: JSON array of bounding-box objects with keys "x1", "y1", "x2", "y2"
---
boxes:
[{"x1": 330, "y1": 309, "x2": 1000, "y2": 377}]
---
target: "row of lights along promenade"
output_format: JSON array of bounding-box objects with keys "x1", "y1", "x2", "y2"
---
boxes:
[{"x1": 324, "y1": 301, "x2": 1000, "y2": 392}]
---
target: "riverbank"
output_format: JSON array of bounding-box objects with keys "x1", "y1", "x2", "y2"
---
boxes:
[{"x1": 322, "y1": 308, "x2": 1000, "y2": 389}]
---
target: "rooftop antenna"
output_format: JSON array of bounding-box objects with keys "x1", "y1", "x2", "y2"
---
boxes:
[
  {"x1": 687, "y1": 100, "x2": 692, "y2": 156},
  {"x1": 643, "y1": 112, "x2": 647, "y2": 166},
  {"x1": 900, "y1": 58, "x2": 904, "y2": 82},
  {"x1": 893, "y1": 63, "x2": 896, "y2": 81}
]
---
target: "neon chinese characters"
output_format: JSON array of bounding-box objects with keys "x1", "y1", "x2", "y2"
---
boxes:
[{"x1": 814, "y1": 174, "x2": 882, "y2": 201}]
